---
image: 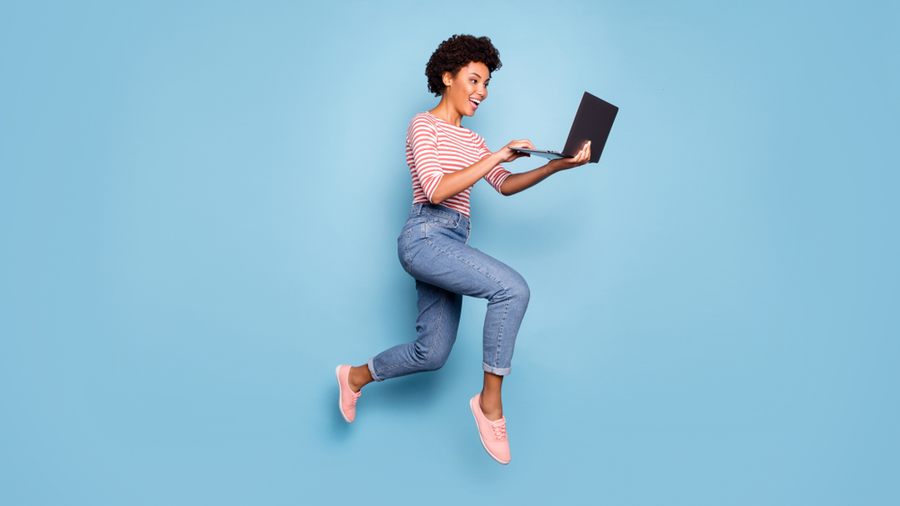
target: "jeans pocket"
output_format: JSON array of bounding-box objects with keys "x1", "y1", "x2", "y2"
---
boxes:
[{"x1": 425, "y1": 214, "x2": 458, "y2": 229}]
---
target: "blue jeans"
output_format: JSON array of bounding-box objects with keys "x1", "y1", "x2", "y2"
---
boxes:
[{"x1": 368, "y1": 203, "x2": 530, "y2": 381}]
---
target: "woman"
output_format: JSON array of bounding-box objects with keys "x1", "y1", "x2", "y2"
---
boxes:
[{"x1": 335, "y1": 34, "x2": 590, "y2": 465}]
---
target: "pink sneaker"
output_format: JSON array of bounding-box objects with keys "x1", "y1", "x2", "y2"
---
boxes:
[
  {"x1": 469, "y1": 393, "x2": 510, "y2": 465},
  {"x1": 335, "y1": 365, "x2": 361, "y2": 423}
]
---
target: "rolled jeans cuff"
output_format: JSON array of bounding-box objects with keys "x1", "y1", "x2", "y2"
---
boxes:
[
  {"x1": 367, "y1": 357, "x2": 383, "y2": 382},
  {"x1": 482, "y1": 362, "x2": 511, "y2": 376}
]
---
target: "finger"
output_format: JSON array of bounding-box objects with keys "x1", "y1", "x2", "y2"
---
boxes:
[{"x1": 576, "y1": 149, "x2": 588, "y2": 164}]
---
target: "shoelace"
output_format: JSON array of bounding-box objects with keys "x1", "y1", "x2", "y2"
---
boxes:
[
  {"x1": 349, "y1": 391, "x2": 360, "y2": 406},
  {"x1": 491, "y1": 421, "x2": 507, "y2": 441}
]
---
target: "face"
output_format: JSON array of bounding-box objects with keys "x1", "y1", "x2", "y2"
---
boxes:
[{"x1": 442, "y1": 61, "x2": 491, "y2": 117}]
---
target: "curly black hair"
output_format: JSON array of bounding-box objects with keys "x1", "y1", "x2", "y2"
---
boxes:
[{"x1": 425, "y1": 34, "x2": 502, "y2": 97}]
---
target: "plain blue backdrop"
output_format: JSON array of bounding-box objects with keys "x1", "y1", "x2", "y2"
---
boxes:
[{"x1": 1, "y1": 1, "x2": 898, "y2": 504}]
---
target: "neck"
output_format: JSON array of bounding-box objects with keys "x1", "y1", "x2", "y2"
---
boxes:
[{"x1": 429, "y1": 97, "x2": 463, "y2": 126}]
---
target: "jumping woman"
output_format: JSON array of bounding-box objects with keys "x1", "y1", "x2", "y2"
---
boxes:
[{"x1": 335, "y1": 34, "x2": 591, "y2": 465}]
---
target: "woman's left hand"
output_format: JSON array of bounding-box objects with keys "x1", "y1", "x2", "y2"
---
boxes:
[{"x1": 549, "y1": 141, "x2": 591, "y2": 171}]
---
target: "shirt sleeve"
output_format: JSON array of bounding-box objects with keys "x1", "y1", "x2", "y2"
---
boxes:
[
  {"x1": 479, "y1": 137, "x2": 512, "y2": 195},
  {"x1": 407, "y1": 116, "x2": 444, "y2": 203}
]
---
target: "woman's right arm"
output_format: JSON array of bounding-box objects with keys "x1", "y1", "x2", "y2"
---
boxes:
[
  {"x1": 409, "y1": 117, "x2": 535, "y2": 205},
  {"x1": 428, "y1": 143, "x2": 529, "y2": 204}
]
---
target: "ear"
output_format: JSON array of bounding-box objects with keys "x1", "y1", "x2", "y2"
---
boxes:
[{"x1": 442, "y1": 71, "x2": 454, "y2": 88}]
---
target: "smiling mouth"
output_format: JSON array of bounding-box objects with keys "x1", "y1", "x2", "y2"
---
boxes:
[{"x1": 470, "y1": 98, "x2": 481, "y2": 110}]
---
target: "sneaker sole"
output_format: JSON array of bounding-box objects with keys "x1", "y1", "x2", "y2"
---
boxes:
[
  {"x1": 469, "y1": 397, "x2": 509, "y2": 465},
  {"x1": 335, "y1": 365, "x2": 352, "y2": 423}
]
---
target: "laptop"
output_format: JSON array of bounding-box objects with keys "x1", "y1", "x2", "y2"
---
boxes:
[{"x1": 510, "y1": 92, "x2": 618, "y2": 163}]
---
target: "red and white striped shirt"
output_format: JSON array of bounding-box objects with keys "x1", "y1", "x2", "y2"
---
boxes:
[{"x1": 406, "y1": 112, "x2": 511, "y2": 217}]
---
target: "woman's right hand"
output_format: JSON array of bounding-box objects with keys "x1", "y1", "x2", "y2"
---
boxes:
[{"x1": 498, "y1": 140, "x2": 535, "y2": 163}]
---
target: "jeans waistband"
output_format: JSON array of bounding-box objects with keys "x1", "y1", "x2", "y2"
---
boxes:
[{"x1": 410, "y1": 203, "x2": 470, "y2": 227}]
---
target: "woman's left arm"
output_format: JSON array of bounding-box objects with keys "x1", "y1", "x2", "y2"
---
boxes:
[{"x1": 499, "y1": 141, "x2": 592, "y2": 196}]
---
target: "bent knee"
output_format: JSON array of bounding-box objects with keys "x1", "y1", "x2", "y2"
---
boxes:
[
  {"x1": 413, "y1": 345, "x2": 450, "y2": 371},
  {"x1": 505, "y1": 276, "x2": 530, "y2": 305},
  {"x1": 418, "y1": 354, "x2": 449, "y2": 372}
]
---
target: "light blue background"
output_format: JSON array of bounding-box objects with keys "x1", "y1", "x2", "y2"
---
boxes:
[{"x1": 2, "y1": 1, "x2": 898, "y2": 504}]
